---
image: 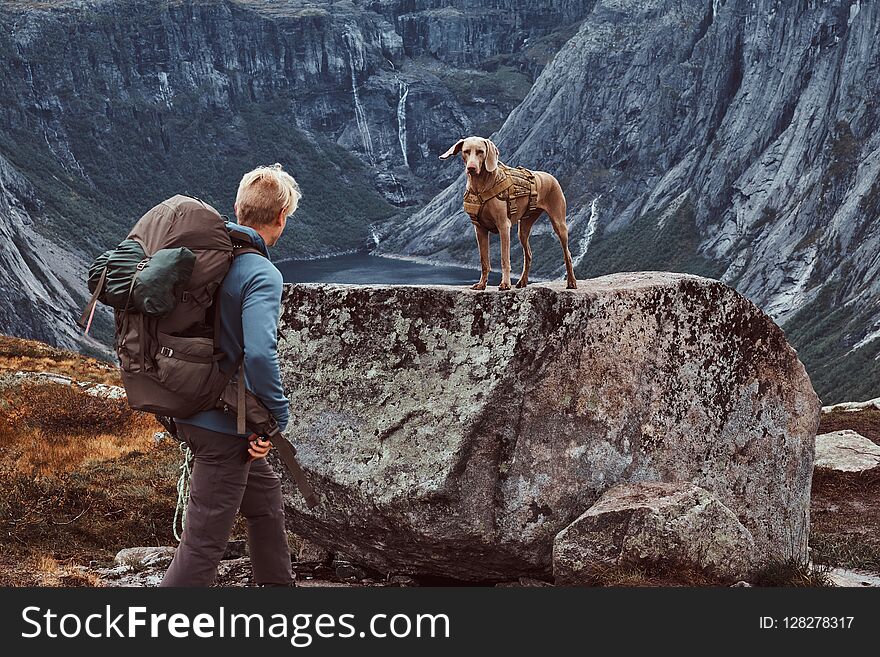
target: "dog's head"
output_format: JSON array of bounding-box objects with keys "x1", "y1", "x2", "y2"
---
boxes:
[{"x1": 439, "y1": 136, "x2": 499, "y2": 176}]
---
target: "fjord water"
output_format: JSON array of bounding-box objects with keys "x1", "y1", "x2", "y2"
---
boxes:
[{"x1": 279, "y1": 253, "x2": 502, "y2": 286}]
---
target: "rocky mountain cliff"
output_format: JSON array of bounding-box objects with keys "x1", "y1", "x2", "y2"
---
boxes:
[
  {"x1": 380, "y1": 0, "x2": 880, "y2": 404},
  {"x1": 0, "y1": 0, "x2": 589, "y2": 354},
  {"x1": 0, "y1": 0, "x2": 590, "y2": 242},
  {"x1": 1, "y1": 0, "x2": 876, "y2": 403},
  {"x1": 0, "y1": 153, "x2": 109, "y2": 353}
]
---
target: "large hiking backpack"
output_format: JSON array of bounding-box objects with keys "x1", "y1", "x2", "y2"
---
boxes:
[
  {"x1": 80, "y1": 195, "x2": 262, "y2": 422},
  {"x1": 80, "y1": 195, "x2": 319, "y2": 508}
]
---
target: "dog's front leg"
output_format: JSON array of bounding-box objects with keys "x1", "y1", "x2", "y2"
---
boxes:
[
  {"x1": 472, "y1": 224, "x2": 490, "y2": 290},
  {"x1": 498, "y1": 219, "x2": 512, "y2": 290}
]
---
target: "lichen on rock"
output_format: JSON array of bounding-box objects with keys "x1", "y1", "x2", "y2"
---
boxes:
[
  {"x1": 552, "y1": 481, "x2": 757, "y2": 585},
  {"x1": 277, "y1": 272, "x2": 819, "y2": 581}
]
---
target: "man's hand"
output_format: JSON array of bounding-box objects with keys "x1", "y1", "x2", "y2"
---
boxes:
[{"x1": 248, "y1": 434, "x2": 273, "y2": 461}]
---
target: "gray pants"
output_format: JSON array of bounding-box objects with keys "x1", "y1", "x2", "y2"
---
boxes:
[{"x1": 160, "y1": 423, "x2": 294, "y2": 587}]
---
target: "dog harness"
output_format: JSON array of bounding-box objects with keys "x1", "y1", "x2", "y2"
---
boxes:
[{"x1": 463, "y1": 163, "x2": 539, "y2": 231}]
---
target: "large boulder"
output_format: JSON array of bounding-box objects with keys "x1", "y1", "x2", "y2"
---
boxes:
[
  {"x1": 277, "y1": 272, "x2": 819, "y2": 580},
  {"x1": 552, "y1": 482, "x2": 757, "y2": 585}
]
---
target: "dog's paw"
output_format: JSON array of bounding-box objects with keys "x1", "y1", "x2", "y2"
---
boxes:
[
  {"x1": 566, "y1": 279, "x2": 578, "y2": 290},
  {"x1": 515, "y1": 279, "x2": 528, "y2": 288},
  {"x1": 498, "y1": 282, "x2": 512, "y2": 291},
  {"x1": 471, "y1": 282, "x2": 487, "y2": 290}
]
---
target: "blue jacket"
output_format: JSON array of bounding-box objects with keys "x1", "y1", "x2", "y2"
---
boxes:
[{"x1": 177, "y1": 222, "x2": 290, "y2": 435}]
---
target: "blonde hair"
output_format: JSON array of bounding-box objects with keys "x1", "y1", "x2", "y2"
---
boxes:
[{"x1": 235, "y1": 163, "x2": 302, "y2": 227}]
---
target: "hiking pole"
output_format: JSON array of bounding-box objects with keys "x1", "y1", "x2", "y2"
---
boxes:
[
  {"x1": 217, "y1": 378, "x2": 320, "y2": 509},
  {"x1": 263, "y1": 425, "x2": 321, "y2": 509}
]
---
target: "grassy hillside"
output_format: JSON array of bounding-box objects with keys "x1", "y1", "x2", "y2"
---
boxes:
[
  {"x1": 0, "y1": 335, "x2": 177, "y2": 586},
  {"x1": 0, "y1": 101, "x2": 396, "y2": 263},
  {"x1": 783, "y1": 285, "x2": 880, "y2": 405}
]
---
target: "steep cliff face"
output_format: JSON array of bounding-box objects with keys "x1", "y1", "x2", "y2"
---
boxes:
[
  {"x1": 0, "y1": 0, "x2": 590, "y2": 252},
  {"x1": 0, "y1": 0, "x2": 590, "y2": 348},
  {"x1": 0, "y1": 153, "x2": 109, "y2": 354},
  {"x1": 381, "y1": 0, "x2": 880, "y2": 403}
]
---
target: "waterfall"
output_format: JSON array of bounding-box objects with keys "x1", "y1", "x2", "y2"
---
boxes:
[
  {"x1": 157, "y1": 71, "x2": 173, "y2": 109},
  {"x1": 849, "y1": 0, "x2": 861, "y2": 25},
  {"x1": 369, "y1": 225, "x2": 381, "y2": 248},
  {"x1": 712, "y1": 0, "x2": 722, "y2": 19},
  {"x1": 386, "y1": 172, "x2": 407, "y2": 205},
  {"x1": 573, "y1": 195, "x2": 601, "y2": 268},
  {"x1": 343, "y1": 30, "x2": 375, "y2": 165},
  {"x1": 43, "y1": 126, "x2": 90, "y2": 183},
  {"x1": 397, "y1": 80, "x2": 410, "y2": 168}
]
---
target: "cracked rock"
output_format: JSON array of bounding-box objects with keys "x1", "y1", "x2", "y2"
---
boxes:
[{"x1": 278, "y1": 275, "x2": 818, "y2": 580}]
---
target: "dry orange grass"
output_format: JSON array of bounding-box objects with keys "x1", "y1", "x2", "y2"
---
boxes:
[
  {"x1": 0, "y1": 334, "x2": 119, "y2": 385},
  {"x1": 0, "y1": 440, "x2": 182, "y2": 586},
  {"x1": 0, "y1": 381, "x2": 160, "y2": 475},
  {"x1": 0, "y1": 334, "x2": 179, "y2": 586},
  {"x1": 30, "y1": 554, "x2": 103, "y2": 587}
]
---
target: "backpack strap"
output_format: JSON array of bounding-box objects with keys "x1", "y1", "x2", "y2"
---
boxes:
[
  {"x1": 216, "y1": 353, "x2": 250, "y2": 436},
  {"x1": 210, "y1": 230, "x2": 265, "y2": 345},
  {"x1": 220, "y1": 228, "x2": 267, "y2": 435},
  {"x1": 78, "y1": 266, "x2": 108, "y2": 334},
  {"x1": 237, "y1": 366, "x2": 247, "y2": 435},
  {"x1": 228, "y1": 227, "x2": 267, "y2": 259},
  {"x1": 209, "y1": 284, "x2": 250, "y2": 435}
]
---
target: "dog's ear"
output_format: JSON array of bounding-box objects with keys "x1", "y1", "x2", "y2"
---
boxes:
[
  {"x1": 485, "y1": 139, "x2": 499, "y2": 172},
  {"x1": 439, "y1": 139, "x2": 465, "y2": 160}
]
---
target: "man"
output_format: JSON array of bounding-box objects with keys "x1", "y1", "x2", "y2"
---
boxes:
[{"x1": 161, "y1": 164, "x2": 301, "y2": 587}]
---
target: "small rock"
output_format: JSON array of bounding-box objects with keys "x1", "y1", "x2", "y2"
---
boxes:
[
  {"x1": 297, "y1": 540, "x2": 333, "y2": 567},
  {"x1": 496, "y1": 577, "x2": 553, "y2": 587},
  {"x1": 828, "y1": 568, "x2": 880, "y2": 588},
  {"x1": 215, "y1": 557, "x2": 254, "y2": 586},
  {"x1": 153, "y1": 431, "x2": 171, "y2": 443},
  {"x1": 334, "y1": 561, "x2": 370, "y2": 581},
  {"x1": 78, "y1": 382, "x2": 127, "y2": 399},
  {"x1": 14, "y1": 371, "x2": 73, "y2": 386},
  {"x1": 553, "y1": 482, "x2": 757, "y2": 585},
  {"x1": 387, "y1": 574, "x2": 419, "y2": 586},
  {"x1": 296, "y1": 579, "x2": 358, "y2": 588},
  {"x1": 731, "y1": 581, "x2": 753, "y2": 587},
  {"x1": 114, "y1": 546, "x2": 176, "y2": 570},
  {"x1": 518, "y1": 576, "x2": 553, "y2": 587},
  {"x1": 815, "y1": 430, "x2": 880, "y2": 473},
  {"x1": 222, "y1": 539, "x2": 248, "y2": 560},
  {"x1": 106, "y1": 564, "x2": 131, "y2": 576}
]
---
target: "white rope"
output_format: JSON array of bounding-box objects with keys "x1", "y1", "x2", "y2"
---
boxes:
[{"x1": 173, "y1": 442, "x2": 194, "y2": 542}]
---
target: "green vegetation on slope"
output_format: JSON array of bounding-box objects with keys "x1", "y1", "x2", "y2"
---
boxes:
[
  {"x1": 783, "y1": 284, "x2": 880, "y2": 405},
  {"x1": 575, "y1": 197, "x2": 725, "y2": 280},
  {"x1": 0, "y1": 97, "x2": 395, "y2": 262}
]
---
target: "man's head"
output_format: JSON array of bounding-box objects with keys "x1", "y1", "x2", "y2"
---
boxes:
[{"x1": 234, "y1": 163, "x2": 302, "y2": 247}]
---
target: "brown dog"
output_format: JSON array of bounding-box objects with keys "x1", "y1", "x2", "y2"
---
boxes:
[{"x1": 440, "y1": 136, "x2": 577, "y2": 290}]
